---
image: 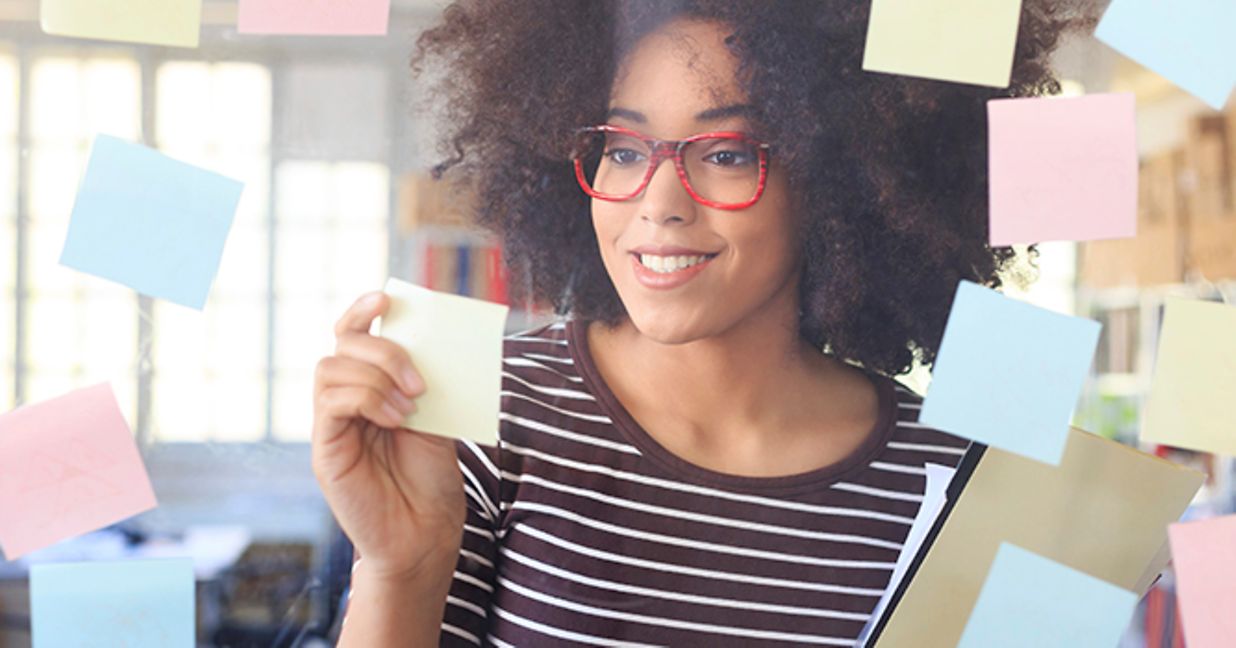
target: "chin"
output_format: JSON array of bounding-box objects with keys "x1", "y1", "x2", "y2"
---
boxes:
[{"x1": 622, "y1": 302, "x2": 727, "y2": 346}]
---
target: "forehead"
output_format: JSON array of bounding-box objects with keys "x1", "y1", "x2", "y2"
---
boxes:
[{"x1": 608, "y1": 18, "x2": 747, "y2": 128}]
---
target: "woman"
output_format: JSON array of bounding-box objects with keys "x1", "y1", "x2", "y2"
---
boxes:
[{"x1": 311, "y1": 1, "x2": 1078, "y2": 645}]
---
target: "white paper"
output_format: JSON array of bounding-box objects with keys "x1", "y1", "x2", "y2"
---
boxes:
[{"x1": 857, "y1": 463, "x2": 957, "y2": 646}]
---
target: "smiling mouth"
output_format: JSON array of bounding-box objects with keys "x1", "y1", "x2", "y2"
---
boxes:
[{"x1": 633, "y1": 252, "x2": 719, "y2": 274}]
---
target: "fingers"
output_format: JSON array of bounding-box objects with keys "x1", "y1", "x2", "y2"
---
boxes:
[
  {"x1": 315, "y1": 384, "x2": 409, "y2": 433},
  {"x1": 334, "y1": 332, "x2": 424, "y2": 397},
  {"x1": 334, "y1": 291, "x2": 389, "y2": 338},
  {"x1": 315, "y1": 355, "x2": 417, "y2": 414}
]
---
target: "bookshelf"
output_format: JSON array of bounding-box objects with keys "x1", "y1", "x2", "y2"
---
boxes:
[
  {"x1": 394, "y1": 172, "x2": 554, "y2": 334},
  {"x1": 1074, "y1": 105, "x2": 1236, "y2": 515}
]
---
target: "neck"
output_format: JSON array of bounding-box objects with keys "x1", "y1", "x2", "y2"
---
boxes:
[{"x1": 592, "y1": 286, "x2": 836, "y2": 439}]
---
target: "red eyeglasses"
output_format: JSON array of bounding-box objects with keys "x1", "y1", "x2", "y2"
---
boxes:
[{"x1": 570, "y1": 124, "x2": 771, "y2": 210}]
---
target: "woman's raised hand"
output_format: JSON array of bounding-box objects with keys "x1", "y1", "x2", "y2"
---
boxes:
[{"x1": 312, "y1": 291, "x2": 466, "y2": 583}]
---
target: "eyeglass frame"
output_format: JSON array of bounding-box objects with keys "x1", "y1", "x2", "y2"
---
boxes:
[{"x1": 570, "y1": 124, "x2": 772, "y2": 211}]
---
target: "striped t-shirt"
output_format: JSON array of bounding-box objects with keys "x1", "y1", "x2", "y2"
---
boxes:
[{"x1": 440, "y1": 320, "x2": 970, "y2": 646}]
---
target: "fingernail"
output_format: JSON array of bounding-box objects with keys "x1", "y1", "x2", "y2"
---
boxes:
[
  {"x1": 362, "y1": 293, "x2": 382, "y2": 308},
  {"x1": 389, "y1": 390, "x2": 415, "y2": 413},
  {"x1": 402, "y1": 369, "x2": 423, "y2": 394}
]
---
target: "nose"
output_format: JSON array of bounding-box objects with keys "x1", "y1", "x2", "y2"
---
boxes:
[{"x1": 639, "y1": 154, "x2": 697, "y2": 227}]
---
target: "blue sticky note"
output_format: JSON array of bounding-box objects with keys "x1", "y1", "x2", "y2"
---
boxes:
[
  {"x1": 1095, "y1": 0, "x2": 1236, "y2": 110},
  {"x1": 60, "y1": 135, "x2": 243, "y2": 310},
  {"x1": 959, "y1": 543, "x2": 1138, "y2": 648},
  {"x1": 31, "y1": 558, "x2": 195, "y2": 648},
  {"x1": 920, "y1": 281, "x2": 1100, "y2": 465}
]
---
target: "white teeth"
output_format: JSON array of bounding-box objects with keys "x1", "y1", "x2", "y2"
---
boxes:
[{"x1": 638, "y1": 254, "x2": 711, "y2": 274}]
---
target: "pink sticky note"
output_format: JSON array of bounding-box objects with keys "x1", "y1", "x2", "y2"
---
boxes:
[
  {"x1": 1169, "y1": 515, "x2": 1236, "y2": 648},
  {"x1": 0, "y1": 383, "x2": 156, "y2": 559},
  {"x1": 237, "y1": 0, "x2": 390, "y2": 36},
  {"x1": 987, "y1": 93, "x2": 1138, "y2": 246}
]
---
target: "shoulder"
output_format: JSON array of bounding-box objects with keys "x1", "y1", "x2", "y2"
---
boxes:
[
  {"x1": 503, "y1": 319, "x2": 571, "y2": 357},
  {"x1": 878, "y1": 378, "x2": 972, "y2": 468},
  {"x1": 501, "y1": 319, "x2": 580, "y2": 385},
  {"x1": 498, "y1": 318, "x2": 604, "y2": 416}
]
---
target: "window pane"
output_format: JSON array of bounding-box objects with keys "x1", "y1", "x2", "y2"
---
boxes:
[
  {"x1": 0, "y1": 50, "x2": 16, "y2": 411},
  {"x1": 150, "y1": 372, "x2": 266, "y2": 443},
  {"x1": 29, "y1": 56, "x2": 140, "y2": 141},
  {"x1": 150, "y1": 61, "x2": 272, "y2": 443},
  {"x1": 271, "y1": 162, "x2": 389, "y2": 442},
  {"x1": 23, "y1": 54, "x2": 140, "y2": 415}
]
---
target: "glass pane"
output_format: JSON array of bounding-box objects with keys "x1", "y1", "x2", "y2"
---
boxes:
[
  {"x1": 270, "y1": 161, "x2": 389, "y2": 442},
  {"x1": 151, "y1": 300, "x2": 266, "y2": 442},
  {"x1": 214, "y1": 63, "x2": 272, "y2": 148},
  {"x1": 148, "y1": 60, "x2": 272, "y2": 443},
  {"x1": 275, "y1": 162, "x2": 331, "y2": 225},
  {"x1": 82, "y1": 58, "x2": 141, "y2": 139},
  {"x1": 25, "y1": 291, "x2": 137, "y2": 373},
  {"x1": 270, "y1": 298, "x2": 335, "y2": 442},
  {"x1": 155, "y1": 62, "x2": 211, "y2": 149},
  {"x1": 332, "y1": 161, "x2": 389, "y2": 224},
  {"x1": 0, "y1": 52, "x2": 16, "y2": 138},
  {"x1": 271, "y1": 370, "x2": 314, "y2": 442},
  {"x1": 151, "y1": 373, "x2": 267, "y2": 443},
  {"x1": 0, "y1": 52, "x2": 15, "y2": 411},
  {"x1": 24, "y1": 372, "x2": 139, "y2": 433},
  {"x1": 158, "y1": 61, "x2": 271, "y2": 151},
  {"x1": 27, "y1": 144, "x2": 87, "y2": 227},
  {"x1": 28, "y1": 58, "x2": 81, "y2": 141}
]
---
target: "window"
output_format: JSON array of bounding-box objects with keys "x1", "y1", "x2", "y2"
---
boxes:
[
  {"x1": 23, "y1": 54, "x2": 141, "y2": 424},
  {"x1": 150, "y1": 61, "x2": 272, "y2": 442},
  {"x1": 8, "y1": 48, "x2": 393, "y2": 444},
  {"x1": 270, "y1": 161, "x2": 389, "y2": 441},
  {"x1": 0, "y1": 49, "x2": 16, "y2": 413}
]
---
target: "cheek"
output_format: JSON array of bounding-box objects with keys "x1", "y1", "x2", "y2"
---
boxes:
[{"x1": 590, "y1": 201, "x2": 628, "y2": 262}]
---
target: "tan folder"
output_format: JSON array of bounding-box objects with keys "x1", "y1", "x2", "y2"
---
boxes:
[{"x1": 871, "y1": 427, "x2": 1204, "y2": 647}]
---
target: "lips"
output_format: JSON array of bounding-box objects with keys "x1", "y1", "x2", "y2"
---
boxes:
[{"x1": 628, "y1": 245, "x2": 720, "y2": 290}]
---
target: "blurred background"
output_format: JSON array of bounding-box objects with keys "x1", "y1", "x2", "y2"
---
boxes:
[{"x1": 0, "y1": 0, "x2": 1232, "y2": 645}]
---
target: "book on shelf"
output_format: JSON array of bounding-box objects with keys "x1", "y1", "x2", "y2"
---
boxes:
[{"x1": 418, "y1": 239, "x2": 510, "y2": 306}]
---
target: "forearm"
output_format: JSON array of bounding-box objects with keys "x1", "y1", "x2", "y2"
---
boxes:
[{"x1": 338, "y1": 551, "x2": 458, "y2": 648}]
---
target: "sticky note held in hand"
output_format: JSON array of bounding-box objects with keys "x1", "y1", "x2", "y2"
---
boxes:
[
  {"x1": 988, "y1": 93, "x2": 1138, "y2": 246},
  {"x1": 31, "y1": 559, "x2": 195, "y2": 648},
  {"x1": 41, "y1": 0, "x2": 202, "y2": 48},
  {"x1": 919, "y1": 281, "x2": 1101, "y2": 466},
  {"x1": 59, "y1": 135, "x2": 243, "y2": 310},
  {"x1": 0, "y1": 383, "x2": 157, "y2": 560},
  {"x1": 379, "y1": 278, "x2": 509, "y2": 446},
  {"x1": 863, "y1": 0, "x2": 1024, "y2": 88},
  {"x1": 1141, "y1": 297, "x2": 1236, "y2": 455}
]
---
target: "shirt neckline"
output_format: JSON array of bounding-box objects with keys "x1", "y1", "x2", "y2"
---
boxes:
[{"x1": 566, "y1": 319, "x2": 897, "y2": 495}]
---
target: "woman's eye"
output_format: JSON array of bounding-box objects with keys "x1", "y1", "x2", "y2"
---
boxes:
[
  {"x1": 604, "y1": 148, "x2": 646, "y2": 166},
  {"x1": 703, "y1": 149, "x2": 753, "y2": 167}
]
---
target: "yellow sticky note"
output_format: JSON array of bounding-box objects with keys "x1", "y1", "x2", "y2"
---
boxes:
[
  {"x1": 41, "y1": 0, "x2": 202, "y2": 48},
  {"x1": 862, "y1": 0, "x2": 1023, "y2": 88},
  {"x1": 874, "y1": 427, "x2": 1203, "y2": 647},
  {"x1": 1142, "y1": 297, "x2": 1236, "y2": 455},
  {"x1": 378, "y1": 278, "x2": 509, "y2": 446}
]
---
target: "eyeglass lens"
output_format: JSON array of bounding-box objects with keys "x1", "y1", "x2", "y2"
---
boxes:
[{"x1": 575, "y1": 130, "x2": 762, "y2": 206}]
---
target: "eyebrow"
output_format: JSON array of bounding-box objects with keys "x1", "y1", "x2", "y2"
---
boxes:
[{"x1": 605, "y1": 103, "x2": 753, "y2": 124}]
